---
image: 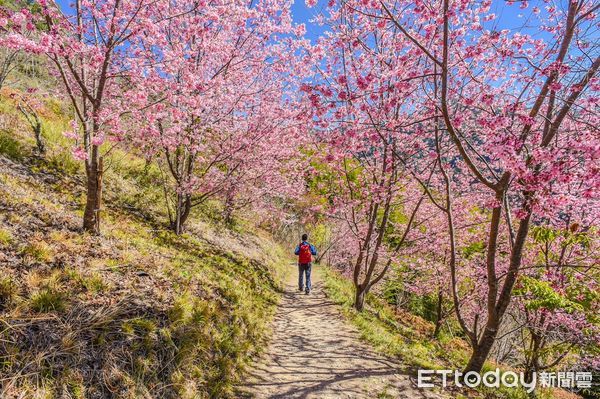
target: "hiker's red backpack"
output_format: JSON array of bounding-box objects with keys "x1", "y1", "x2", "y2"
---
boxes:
[{"x1": 298, "y1": 242, "x2": 312, "y2": 264}]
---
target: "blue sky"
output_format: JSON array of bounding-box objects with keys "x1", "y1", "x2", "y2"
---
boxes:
[
  {"x1": 289, "y1": 0, "x2": 554, "y2": 41},
  {"x1": 53, "y1": 0, "x2": 563, "y2": 44},
  {"x1": 291, "y1": 0, "x2": 327, "y2": 42},
  {"x1": 56, "y1": 0, "x2": 327, "y2": 41}
]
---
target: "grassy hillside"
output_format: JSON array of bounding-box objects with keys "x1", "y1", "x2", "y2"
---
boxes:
[{"x1": 0, "y1": 85, "x2": 289, "y2": 398}]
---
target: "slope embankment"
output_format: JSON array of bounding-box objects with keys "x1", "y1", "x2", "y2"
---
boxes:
[{"x1": 0, "y1": 154, "x2": 287, "y2": 398}]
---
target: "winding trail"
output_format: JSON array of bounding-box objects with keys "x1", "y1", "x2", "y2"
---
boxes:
[{"x1": 239, "y1": 265, "x2": 442, "y2": 399}]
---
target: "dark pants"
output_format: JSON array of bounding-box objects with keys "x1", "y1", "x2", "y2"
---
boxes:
[{"x1": 298, "y1": 263, "x2": 312, "y2": 292}]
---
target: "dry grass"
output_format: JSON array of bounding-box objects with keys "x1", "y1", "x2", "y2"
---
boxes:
[{"x1": 0, "y1": 151, "x2": 288, "y2": 398}]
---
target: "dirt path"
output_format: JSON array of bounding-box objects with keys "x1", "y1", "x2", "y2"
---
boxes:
[{"x1": 239, "y1": 266, "x2": 442, "y2": 399}]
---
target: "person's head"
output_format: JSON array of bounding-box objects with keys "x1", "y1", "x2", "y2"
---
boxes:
[{"x1": 301, "y1": 233, "x2": 308, "y2": 242}]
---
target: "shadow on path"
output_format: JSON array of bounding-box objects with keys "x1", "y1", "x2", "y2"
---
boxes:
[{"x1": 237, "y1": 267, "x2": 444, "y2": 399}]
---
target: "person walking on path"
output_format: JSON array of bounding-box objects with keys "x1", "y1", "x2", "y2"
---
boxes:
[{"x1": 294, "y1": 234, "x2": 317, "y2": 295}]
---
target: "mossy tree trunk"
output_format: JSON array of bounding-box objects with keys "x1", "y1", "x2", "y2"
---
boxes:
[{"x1": 83, "y1": 145, "x2": 103, "y2": 234}]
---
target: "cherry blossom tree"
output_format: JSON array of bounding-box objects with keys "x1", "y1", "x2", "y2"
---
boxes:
[
  {"x1": 370, "y1": 0, "x2": 599, "y2": 373},
  {"x1": 0, "y1": 2, "x2": 27, "y2": 91},
  {"x1": 128, "y1": 0, "x2": 308, "y2": 234},
  {"x1": 301, "y1": 8, "x2": 435, "y2": 309},
  {"x1": 217, "y1": 113, "x2": 306, "y2": 227},
  {"x1": 1, "y1": 0, "x2": 597, "y2": 380},
  {"x1": 513, "y1": 217, "x2": 599, "y2": 383},
  {"x1": 309, "y1": 0, "x2": 599, "y2": 373},
  {"x1": 1, "y1": 0, "x2": 177, "y2": 234}
]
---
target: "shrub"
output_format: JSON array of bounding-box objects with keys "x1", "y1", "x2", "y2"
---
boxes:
[
  {"x1": 122, "y1": 318, "x2": 159, "y2": 353},
  {"x1": 0, "y1": 277, "x2": 17, "y2": 309},
  {"x1": 0, "y1": 228, "x2": 13, "y2": 246},
  {"x1": 20, "y1": 241, "x2": 54, "y2": 263},
  {"x1": 80, "y1": 273, "x2": 107, "y2": 293},
  {"x1": 30, "y1": 288, "x2": 65, "y2": 313},
  {"x1": 46, "y1": 150, "x2": 81, "y2": 175},
  {"x1": 0, "y1": 130, "x2": 26, "y2": 160}
]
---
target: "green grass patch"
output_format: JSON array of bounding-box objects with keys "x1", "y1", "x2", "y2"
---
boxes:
[
  {"x1": 80, "y1": 274, "x2": 107, "y2": 293},
  {"x1": 0, "y1": 277, "x2": 17, "y2": 309},
  {"x1": 30, "y1": 288, "x2": 66, "y2": 313},
  {"x1": 20, "y1": 241, "x2": 54, "y2": 263},
  {"x1": 0, "y1": 228, "x2": 13, "y2": 246},
  {"x1": 65, "y1": 269, "x2": 108, "y2": 293},
  {"x1": 45, "y1": 150, "x2": 81, "y2": 175},
  {"x1": 0, "y1": 129, "x2": 27, "y2": 160},
  {"x1": 321, "y1": 267, "x2": 554, "y2": 399},
  {"x1": 321, "y1": 267, "x2": 445, "y2": 370}
]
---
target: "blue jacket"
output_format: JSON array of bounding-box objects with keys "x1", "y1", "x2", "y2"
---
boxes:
[{"x1": 295, "y1": 241, "x2": 317, "y2": 256}]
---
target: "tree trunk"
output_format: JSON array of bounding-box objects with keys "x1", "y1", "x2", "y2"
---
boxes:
[
  {"x1": 173, "y1": 193, "x2": 183, "y2": 235},
  {"x1": 463, "y1": 324, "x2": 498, "y2": 374},
  {"x1": 83, "y1": 147, "x2": 102, "y2": 234},
  {"x1": 223, "y1": 209, "x2": 233, "y2": 226},
  {"x1": 171, "y1": 193, "x2": 192, "y2": 235},
  {"x1": 524, "y1": 330, "x2": 541, "y2": 384},
  {"x1": 33, "y1": 122, "x2": 45, "y2": 154},
  {"x1": 223, "y1": 190, "x2": 234, "y2": 226},
  {"x1": 433, "y1": 289, "x2": 444, "y2": 338},
  {"x1": 524, "y1": 362, "x2": 538, "y2": 385},
  {"x1": 354, "y1": 284, "x2": 367, "y2": 311}
]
